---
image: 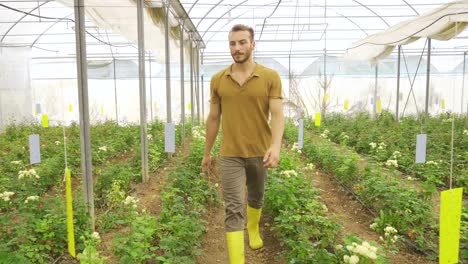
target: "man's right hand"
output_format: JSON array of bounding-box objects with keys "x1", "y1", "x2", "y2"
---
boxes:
[{"x1": 201, "y1": 155, "x2": 212, "y2": 172}]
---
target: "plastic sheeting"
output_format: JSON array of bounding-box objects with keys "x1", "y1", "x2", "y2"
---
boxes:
[
  {"x1": 58, "y1": 0, "x2": 182, "y2": 63},
  {"x1": 0, "y1": 47, "x2": 32, "y2": 131},
  {"x1": 344, "y1": 0, "x2": 468, "y2": 62}
]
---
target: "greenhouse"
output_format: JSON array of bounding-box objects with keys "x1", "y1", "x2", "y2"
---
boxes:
[{"x1": 0, "y1": 0, "x2": 466, "y2": 263}]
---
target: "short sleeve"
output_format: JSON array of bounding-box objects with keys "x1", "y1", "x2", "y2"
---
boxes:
[
  {"x1": 210, "y1": 75, "x2": 221, "y2": 104},
  {"x1": 269, "y1": 71, "x2": 283, "y2": 100}
]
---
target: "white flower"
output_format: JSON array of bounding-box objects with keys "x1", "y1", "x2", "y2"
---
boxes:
[
  {"x1": 407, "y1": 176, "x2": 413, "y2": 180},
  {"x1": 0, "y1": 191, "x2": 15, "y2": 202},
  {"x1": 343, "y1": 255, "x2": 350, "y2": 263},
  {"x1": 384, "y1": 226, "x2": 397, "y2": 234},
  {"x1": 349, "y1": 255, "x2": 359, "y2": 264},
  {"x1": 280, "y1": 170, "x2": 298, "y2": 178},
  {"x1": 147, "y1": 134, "x2": 153, "y2": 141},
  {"x1": 392, "y1": 151, "x2": 401, "y2": 159},
  {"x1": 24, "y1": 195, "x2": 40, "y2": 203},
  {"x1": 464, "y1": 130, "x2": 468, "y2": 135},
  {"x1": 297, "y1": 150, "x2": 302, "y2": 154},
  {"x1": 18, "y1": 169, "x2": 40, "y2": 180},
  {"x1": 305, "y1": 163, "x2": 315, "y2": 171},
  {"x1": 378, "y1": 142, "x2": 387, "y2": 147},
  {"x1": 369, "y1": 142, "x2": 377, "y2": 149},
  {"x1": 123, "y1": 195, "x2": 139, "y2": 208},
  {"x1": 385, "y1": 159, "x2": 398, "y2": 168},
  {"x1": 55, "y1": 141, "x2": 61, "y2": 145},
  {"x1": 10, "y1": 160, "x2": 22, "y2": 165},
  {"x1": 426, "y1": 160, "x2": 438, "y2": 166},
  {"x1": 370, "y1": 223, "x2": 377, "y2": 230},
  {"x1": 98, "y1": 146, "x2": 107, "y2": 152},
  {"x1": 191, "y1": 126, "x2": 206, "y2": 140},
  {"x1": 368, "y1": 251, "x2": 377, "y2": 260},
  {"x1": 336, "y1": 244, "x2": 343, "y2": 250},
  {"x1": 214, "y1": 183, "x2": 219, "y2": 187},
  {"x1": 291, "y1": 142, "x2": 299, "y2": 151},
  {"x1": 92, "y1": 232, "x2": 100, "y2": 240},
  {"x1": 320, "y1": 133, "x2": 328, "y2": 139},
  {"x1": 354, "y1": 245, "x2": 367, "y2": 255}
]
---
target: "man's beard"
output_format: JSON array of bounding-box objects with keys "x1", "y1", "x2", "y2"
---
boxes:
[{"x1": 232, "y1": 51, "x2": 251, "y2": 64}]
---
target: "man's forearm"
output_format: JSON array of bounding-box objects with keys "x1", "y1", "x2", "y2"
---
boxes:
[
  {"x1": 204, "y1": 118, "x2": 220, "y2": 156},
  {"x1": 270, "y1": 113, "x2": 284, "y2": 150}
]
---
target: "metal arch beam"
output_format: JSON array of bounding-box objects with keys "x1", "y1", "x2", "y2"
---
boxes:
[
  {"x1": 188, "y1": 0, "x2": 200, "y2": 14},
  {"x1": 350, "y1": 0, "x2": 390, "y2": 27},
  {"x1": 402, "y1": 0, "x2": 419, "y2": 15},
  {"x1": 258, "y1": 0, "x2": 283, "y2": 41},
  {"x1": 196, "y1": 0, "x2": 225, "y2": 28},
  {"x1": 204, "y1": 9, "x2": 251, "y2": 46},
  {"x1": 31, "y1": 12, "x2": 74, "y2": 47},
  {"x1": 335, "y1": 11, "x2": 369, "y2": 36},
  {"x1": 1, "y1": 1, "x2": 53, "y2": 43},
  {"x1": 201, "y1": 0, "x2": 249, "y2": 39}
]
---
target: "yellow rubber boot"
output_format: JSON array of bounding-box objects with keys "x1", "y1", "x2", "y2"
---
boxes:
[
  {"x1": 247, "y1": 206, "x2": 264, "y2": 250},
  {"x1": 226, "y1": 231, "x2": 245, "y2": 264}
]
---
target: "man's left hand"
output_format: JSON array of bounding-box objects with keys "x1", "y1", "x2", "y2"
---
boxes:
[{"x1": 263, "y1": 147, "x2": 280, "y2": 168}]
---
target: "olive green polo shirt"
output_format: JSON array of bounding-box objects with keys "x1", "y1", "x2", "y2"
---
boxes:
[{"x1": 210, "y1": 63, "x2": 283, "y2": 158}]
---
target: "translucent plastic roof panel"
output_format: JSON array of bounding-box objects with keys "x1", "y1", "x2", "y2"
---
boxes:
[{"x1": 180, "y1": 0, "x2": 463, "y2": 63}]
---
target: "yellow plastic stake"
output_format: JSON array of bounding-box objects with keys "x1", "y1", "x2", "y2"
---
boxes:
[
  {"x1": 315, "y1": 113, "x2": 321, "y2": 126},
  {"x1": 439, "y1": 187, "x2": 463, "y2": 264},
  {"x1": 344, "y1": 100, "x2": 349, "y2": 110},
  {"x1": 42, "y1": 114, "x2": 49, "y2": 128},
  {"x1": 188, "y1": 102, "x2": 191, "y2": 110},
  {"x1": 324, "y1": 93, "x2": 329, "y2": 103},
  {"x1": 441, "y1": 99, "x2": 446, "y2": 110},
  {"x1": 376, "y1": 99, "x2": 382, "y2": 113},
  {"x1": 65, "y1": 168, "x2": 76, "y2": 257},
  {"x1": 68, "y1": 104, "x2": 73, "y2": 112}
]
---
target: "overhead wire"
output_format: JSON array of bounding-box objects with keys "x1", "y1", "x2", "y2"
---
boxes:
[{"x1": 0, "y1": 3, "x2": 135, "y2": 49}]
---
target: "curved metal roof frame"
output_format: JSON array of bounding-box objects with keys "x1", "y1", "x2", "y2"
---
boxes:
[{"x1": 180, "y1": 0, "x2": 462, "y2": 61}]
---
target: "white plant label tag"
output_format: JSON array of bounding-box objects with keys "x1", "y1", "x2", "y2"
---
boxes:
[{"x1": 415, "y1": 134, "x2": 427, "y2": 163}]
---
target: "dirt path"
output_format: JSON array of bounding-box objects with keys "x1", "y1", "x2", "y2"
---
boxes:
[
  {"x1": 312, "y1": 170, "x2": 435, "y2": 264},
  {"x1": 197, "y1": 159, "x2": 285, "y2": 264}
]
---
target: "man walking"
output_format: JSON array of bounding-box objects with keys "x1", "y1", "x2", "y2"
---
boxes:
[{"x1": 201, "y1": 24, "x2": 284, "y2": 264}]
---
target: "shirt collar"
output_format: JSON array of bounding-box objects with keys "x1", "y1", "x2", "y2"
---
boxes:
[{"x1": 225, "y1": 63, "x2": 261, "y2": 77}]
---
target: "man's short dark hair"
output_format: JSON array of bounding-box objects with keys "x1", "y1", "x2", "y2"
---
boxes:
[{"x1": 230, "y1": 24, "x2": 254, "y2": 41}]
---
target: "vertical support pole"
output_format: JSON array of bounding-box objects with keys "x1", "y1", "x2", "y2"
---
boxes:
[
  {"x1": 73, "y1": 0, "x2": 94, "y2": 230},
  {"x1": 396, "y1": 45, "x2": 401, "y2": 121},
  {"x1": 180, "y1": 24, "x2": 185, "y2": 142},
  {"x1": 149, "y1": 52, "x2": 153, "y2": 122},
  {"x1": 461, "y1": 51, "x2": 466, "y2": 114},
  {"x1": 201, "y1": 50, "x2": 204, "y2": 124},
  {"x1": 374, "y1": 63, "x2": 378, "y2": 116},
  {"x1": 425, "y1": 38, "x2": 431, "y2": 115},
  {"x1": 164, "y1": 2, "x2": 172, "y2": 159},
  {"x1": 137, "y1": 0, "x2": 149, "y2": 183},
  {"x1": 165, "y1": 3, "x2": 172, "y2": 124},
  {"x1": 288, "y1": 54, "x2": 291, "y2": 118},
  {"x1": 113, "y1": 58, "x2": 119, "y2": 123},
  {"x1": 190, "y1": 37, "x2": 194, "y2": 127},
  {"x1": 196, "y1": 45, "x2": 200, "y2": 125}
]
